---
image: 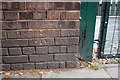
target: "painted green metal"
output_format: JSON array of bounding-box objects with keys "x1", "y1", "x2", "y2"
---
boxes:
[
  {"x1": 79, "y1": 1, "x2": 98, "y2": 61},
  {"x1": 97, "y1": 2, "x2": 111, "y2": 58}
]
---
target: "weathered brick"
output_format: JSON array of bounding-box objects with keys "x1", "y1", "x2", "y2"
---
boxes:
[
  {"x1": 11, "y1": 64, "x2": 23, "y2": 70},
  {"x1": 33, "y1": 11, "x2": 47, "y2": 20},
  {"x1": 47, "y1": 62, "x2": 59, "y2": 69},
  {"x1": 66, "y1": 61, "x2": 77, "y2": 68},
  {"x1": 60, "y1": 11, "x2": 66, "y2": 20},
  {"x1": 26, "y1": 2, "x2": 44, "y2": 10},
  {"x1": 60, "y1": 29, "x2": 68, "y2": 37},
  {"x1": 43, "y1": 2, "x2": 55, "y2": 9},
  {"x1": 67, "y1": 37, "x2": 79, "y2": 45},
  {"x1": 2, "y1": 21, "x2": 28, "y2": 30},
  {"x1": 29, "y1": 55, "x2": 53, "y2": 62},
  {"x1": 73, "y1": 2, "x2": 80, "y2": 10},
  {"x1": 23, "y1": 47, "x2": 35, "y2": 55},
  {"x1": 47, "y1": 11, "x2": 60, "y2": 20},
  {"x1": 19, "y1": 12, "x2": 33, "y2": 20},
  {"x1": 60, "y1": 46, "x2": 67, "y2": 53},
  {"x1": 28, "y1": 21, "x2": 58, "y2": 29},
  {"x1": 55, "y1": 37, "x2": 78, "y2": 45},
  {"x1": 67, "y1": 45, "x2": 78, "y2": 53},
  {"x1": 2, "y1": 64, "x2": 10, "y2": 71},
  {"x1": 4, "y1": 2, "x2": 25, "y2": 10},
  {"x1": 36, "y1": 46, "x2": 48, "y2": 55},
  {"x1": 46, "y1": 29, "x2": 60, "y2": 37},
  {"x1": 29, "y1": 38, "x2": 54, "y2": 46},
  {"x1": 68, "y1": 29, "x2": 79, "y2": 37},
  {"x1": 49, "y1": 46, "x2": 60, "y2": 53},
  {"x1": 3, "y1": 12, "x2": 18, "y2": 20},
  {"x1": 1, "y1": 2, "x2": 7, "y2": 10},
  {"x1": 7, "y1": 30, "x2": 20, "y2": 38},
  {"x1": 9, "y1": 48, "x2": 22, "y2": 56},
  {"x1": 54, "y1": 2, "x2": 65, "y2": 9},
  {"x1": 2, "y1": 39, "x2": 28, "y2": 47},
  {"x1": 55, "y1": 38, "x2": 67, "y2": 45},
  {"x1": 60, "y1": 61, "x2": 66, "y2": 68},
  {"x1": 20, "y1": 30, "x2": 34, "y2": 38},
  {"x1": 58, "y1": 21, "x2": 66, "y2": 28},
  {"x1": 65, "y1": 2, "x2": 73, "y2": 10},
  {"x1": 66, "y1": 11, "x2": 80, "y2": 20},
  {"x1": 23, "y1": 63, "x2": 35, "y2": 70},
  {"x1": 36, "y1": 63, "x2": 47, "y2": 69},
  {"x1": 3, "y1": 55, "x2": 28, "y2": 64},
  {"x1": 34, "y1": 30, "x2": 47, "y2": 38},
  {"x1": 2, "y1": 30, "x2": 7, "y2": 39},
  {"x1": 67, "y1": 21, "x2": 76, "y2": 28},
  {"x1": 54, "y1": 54, "x2": 76, "y2": 61}
]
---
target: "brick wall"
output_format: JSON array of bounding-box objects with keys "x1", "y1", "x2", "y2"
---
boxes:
[{"x1": 1, "y1": 2, "x2": 80, "y2": 71}]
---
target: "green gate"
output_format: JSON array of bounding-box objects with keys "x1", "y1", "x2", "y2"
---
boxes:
[{"x1": 78, "y1": 1, "x2": 99, "y2": 61}]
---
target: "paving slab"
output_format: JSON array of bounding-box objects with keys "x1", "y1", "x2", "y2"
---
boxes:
[
  {"x1": 105, "y1": 67, "x2": 119, "y2": 78},
  {"x1": 42, "y1": 68, "x2": 111, "y2": 78},
  {"x1": 1, "y1": 73, "x2": 42, "y2": 78}
]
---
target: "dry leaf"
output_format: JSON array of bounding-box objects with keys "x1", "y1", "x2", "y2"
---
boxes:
[{"x1": 5, "y1": 72, "x2": 10, "y2": 76}]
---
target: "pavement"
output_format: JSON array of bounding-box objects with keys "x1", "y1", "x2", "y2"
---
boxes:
[{"x1": 0, "y1": 64, "x2": 120, "y2": 79}]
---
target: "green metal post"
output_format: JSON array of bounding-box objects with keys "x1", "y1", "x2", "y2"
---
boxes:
[{"x1": 79, "y1": 1, "x2": 98, "y2": 61}]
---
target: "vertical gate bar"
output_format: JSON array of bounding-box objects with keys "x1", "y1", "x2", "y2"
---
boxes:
[{"x1": 97, "y1": 1, "x2": 111, "y2": 58}]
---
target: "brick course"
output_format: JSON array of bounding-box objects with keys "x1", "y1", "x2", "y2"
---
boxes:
[{"x1": 1, "y1": 2, "x2": 80, "y2": 71}]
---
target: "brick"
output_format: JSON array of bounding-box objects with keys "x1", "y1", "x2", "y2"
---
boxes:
[
  {"x1": 55, "y1": 38, "x2": 67, "y2": 45},
  {"x1": 68, "y1": 29, "x2": 79, "y2": 37},
  {"x1": 2, "y1": 64, "x2": 10, "y2": 71},
  {"x1": 29, "y1": 38, "x2": 54, "y2": 46},
  {"x1": 67, "y1": 37, "x2": 79, "y2": 45},
  {"x1": 2, "y1": 39, "x2": 28, "y2": 47},
  {"x1": 9, "y1": 48, "x2": 22, "y2": 56},
  {"x1": 26, "y1": 2, "x2": 44, "y2": 10},
  {"x1": 28, "y1": 21, "x2": 58, "y2": 29},
  {"x1": 67, "y1": 45, "x2": 78, "y2": 53},
  {"x1": 54, "y1": 54, "x2": 76, "y2": 61},
  {"x1": 60, "y1": 61, "x2": 66, "y2": 68},
  {"x1": 47, "y1": 62, "x2": 59, "y2": 69},
  {"x1": 54, "y1": 2, "x2": 65, "y2": 9},
  {"x1": 60, "y1": 46, "x2": 67, "y2": 53},
  {"x1": 60, "y1": 11, "x2": 66, "y2": 20},
  {"x1": 23, "y1": 47, "x2": 35, "y2": 55},
  {"x1": 60, "y1": 29, "x2": 68, "y2": 37},
  {"x1": 49, "y1": 46, "x2": 60, "y2": 53},
  {"x1": 33, "y1": 11, "x2": 47, "y2": 20},
  {"x1": 47, "y1": 11, "x2": 60, "y2": 20},
  {"x1": 19, "y1": 12, "x2": 33, "y2": 20},
  {"x1": 36, "y1": 46, "x2": 48, "y2": 55},
  {"x1": 66, "y1": 11, "x2": 80, "y2": 20},
  {"x1": 3, "y1": 55, "x2": 28, "y2": 64},
  {"x1": 36, "y1": 63, "x2": 47, "y2": 69},
  {"x1": 58, "y1": 21, "x2": 66, "y2": 28},
  {"x1": 4, "y1": 2, "x2": 25, "y2": 10},
  {"x1": 2, "y1": 21, "x2": 28, "y2": 30},
  {"x1": 20, "y1": 30, "x2": 34, "y2": 38},
  {"x1": 34, "y1": 30, "x2": 47, "y2": 38},
  {"x1": 29, "y1": 55, "x2": 53, "y2": 62},
  {"x1": 46, "y1": 29, "x2": 60, "y2": 37},
  {"x1": 67, "y1": 21, "x2": 76, "y2": 28},
  {"x1": 7, "y1": 30, "x2": 20, "y2": 38},
  {"x1": 2, "y1": 31, "x2": 7, "y2": 39},
  {"x1": 43, "y1": 2, "x2": 55, "y2": 9},
  {"x1": 3, "y1": 12, "x2": 18, "y2": 20},
  {"x1": 1, "y1": 2, "x2": 7, "y2": 10},
  {"x1": 65, "y1": 2, "x2": 73, "y2": 10},
  {"x1": 11, "y1": 64, "x2": 23, "y2": 70},
  {"x1": 73, "y1": 2, "x2": 80, "y2": 10},
  {"x1": 23, "y1": 63, "x2": 35, "y2": 70},
  {"x1": 66, "y1": 61, "x2": 77, "y2": 68}
]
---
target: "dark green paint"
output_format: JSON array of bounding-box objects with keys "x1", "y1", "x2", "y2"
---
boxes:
[{"x1": 79, "y1": 1, "x2": 98, "y2": 61}]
